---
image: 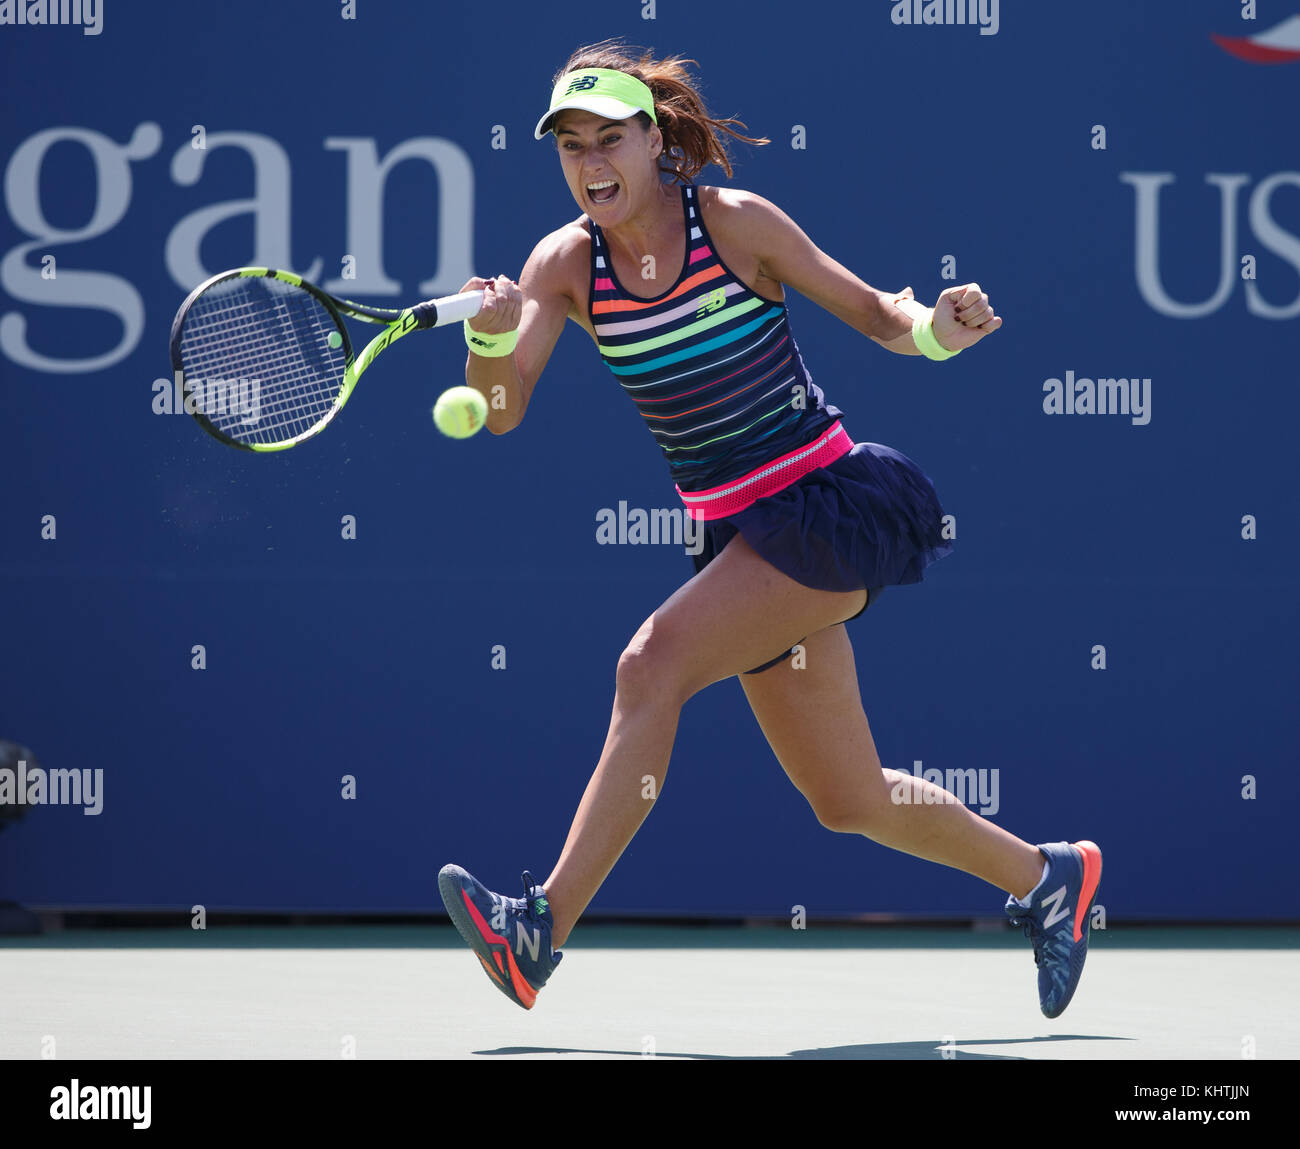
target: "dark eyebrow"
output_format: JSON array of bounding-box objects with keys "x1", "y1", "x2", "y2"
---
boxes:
[{"x1": 555, "y1": 122, "x2": 626, "y2": 137}]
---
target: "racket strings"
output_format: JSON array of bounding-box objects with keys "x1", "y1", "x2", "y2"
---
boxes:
[
  {"x1": 184, "y1": 312, "x2": 337, "y2": 440},
  {"x1": 178, "y1": 277, "x2": 349, "y2": 446},
  {"x1": 182, "y1": 286, "x2": 339, "y2": 441}
]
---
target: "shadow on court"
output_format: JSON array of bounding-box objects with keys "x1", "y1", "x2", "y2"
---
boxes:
[{"x1": 476, "y1": 1034, "x2": 1130, "y2": 1060}]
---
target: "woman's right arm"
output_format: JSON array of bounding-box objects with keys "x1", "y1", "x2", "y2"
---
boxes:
[{"x1": 462, "y1": 224, "x2": 584, "y2": 435}]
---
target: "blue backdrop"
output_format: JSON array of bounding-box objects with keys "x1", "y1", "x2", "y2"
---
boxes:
[{"x1": 2, "y1": 0, "x2": 1296, "y2": 919}]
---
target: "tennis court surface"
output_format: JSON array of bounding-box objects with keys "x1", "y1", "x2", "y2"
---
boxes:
[{"x1": 4, "y1": 923, "x2": 1295, "y2": 1060}]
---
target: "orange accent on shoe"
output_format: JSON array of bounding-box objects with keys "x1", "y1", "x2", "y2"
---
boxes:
[
  {"x1": 504, "y1": 951, "x2": 538, "y2": 1009},
  {"x1": 476, "y1": 953, "x2": 506, "y2": 987},
  {"x1": 1071, "y1": 840, "x2": 1103, "y2": 943},
  {"x1": 461, "y1": 887, "x2": 540, "y2": 1009},
  {"x1": 462, "y1": 889, "x2": 506, "y2": 944}
]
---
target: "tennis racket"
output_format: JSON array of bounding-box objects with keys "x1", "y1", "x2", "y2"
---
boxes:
[{"x1": 169, "y1": 267, "x2": 485, "y2": 451}]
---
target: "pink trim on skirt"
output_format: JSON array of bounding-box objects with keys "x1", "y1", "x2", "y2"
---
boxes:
[{"x1": 676, "y1": 422, "x2": 853, "y2": 521}]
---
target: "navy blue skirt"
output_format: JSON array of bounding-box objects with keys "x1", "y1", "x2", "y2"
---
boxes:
[{"x1": 689, "y1": 439, "x2": 953, "y2": 598}]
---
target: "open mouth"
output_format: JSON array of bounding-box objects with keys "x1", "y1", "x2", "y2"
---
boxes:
[{"x1": 587, "y1": 179, "x2": 619, "y2": 205}]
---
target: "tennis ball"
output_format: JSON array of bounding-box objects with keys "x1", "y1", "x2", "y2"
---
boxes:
[
  {"x1": 326, "y1": 330, "x2": 342, "y2": 350},
  {"x1": 433, "y1": 386, "x2": 488, "y2": 439}
]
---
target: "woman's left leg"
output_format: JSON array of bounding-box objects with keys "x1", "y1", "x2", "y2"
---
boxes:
[
  {"x1": 740, "y1": 623, "x2": 1103, "y2": 1019},
  {"x1": 739, "y1": 622, "x2": 1044, "y2": 899}
]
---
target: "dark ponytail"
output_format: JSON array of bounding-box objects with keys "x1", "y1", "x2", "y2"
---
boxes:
[{"x1": 552, "y1": 40, "x2": 769, "y2": 182}]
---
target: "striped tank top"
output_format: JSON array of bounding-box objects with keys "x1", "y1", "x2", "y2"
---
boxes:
[{"x1": 588, "y1": 184, "x2": 851, "y2": 520}]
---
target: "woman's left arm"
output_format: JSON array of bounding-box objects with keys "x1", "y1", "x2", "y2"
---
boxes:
[{"x1": 714, "y1": 189, "x2": 1001, "y2": 356}]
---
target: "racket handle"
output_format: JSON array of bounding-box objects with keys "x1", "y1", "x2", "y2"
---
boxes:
[{"x1": 411, "y1": 290, "x2": 485, "y2": 329}]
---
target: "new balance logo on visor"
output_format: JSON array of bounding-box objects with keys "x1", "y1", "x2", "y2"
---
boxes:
[
  {"x1": 696, "y1": 287, "x2": 726, "y2": 317},
  {"x1": 1040, "y1": 884, "x2": 1071, "y2": 929},
  {"x1": 565, "y1": 75, "x2": 600, "y2": 94}
]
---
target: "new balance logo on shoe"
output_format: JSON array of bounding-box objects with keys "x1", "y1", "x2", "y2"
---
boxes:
[
  {"x1": 1041, "y1": 884, "x2": 1071, "y2": 929},
  {"x1": 516, "y1": 922, "x2": 541, "y2": 962}
]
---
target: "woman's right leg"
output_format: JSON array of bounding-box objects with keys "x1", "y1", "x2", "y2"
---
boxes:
[{"x1": 542, "y1": 535, "x2": 868, "y2": 948}]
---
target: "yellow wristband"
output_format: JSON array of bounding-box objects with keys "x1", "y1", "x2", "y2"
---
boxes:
[
  {"x1": 912, "y1": 309, "x2": 959, "y2": 361},
  {"x1": 464, "y1": 321, "x2": 518, "y2": 358}
]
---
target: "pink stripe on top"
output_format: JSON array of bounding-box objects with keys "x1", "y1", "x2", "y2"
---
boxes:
[{"x1": 677, "y1": 422, "x2": 852, "y2": 520}]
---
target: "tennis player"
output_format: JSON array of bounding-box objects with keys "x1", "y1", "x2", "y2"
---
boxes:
[{"x1": 439, "y1": 41, "x2": 1102, "y2": 1019}]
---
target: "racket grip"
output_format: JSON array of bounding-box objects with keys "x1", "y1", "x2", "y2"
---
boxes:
[{"x1": 411, "y1": 290, "x2": 485, "y2": 329}]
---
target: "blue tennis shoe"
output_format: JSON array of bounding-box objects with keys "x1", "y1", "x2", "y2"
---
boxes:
[
  {"x1": 1005, "y1": 840, "x2": 1103, "y2": 1018},
  {"x1": 438, "y1": 865, "x2": 562, "y2": 1010}
]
